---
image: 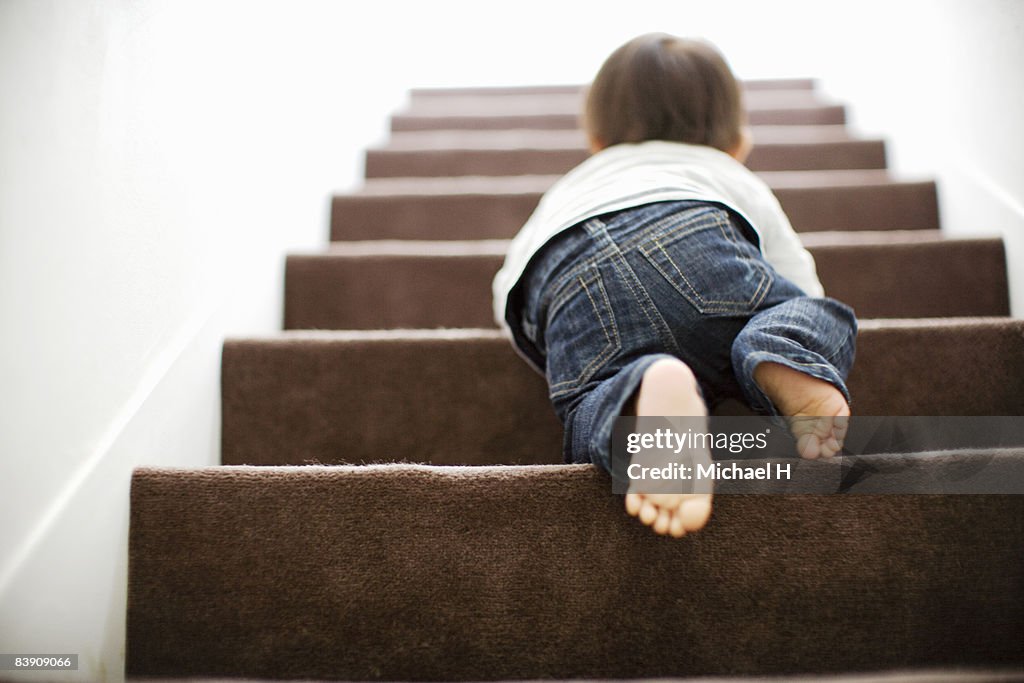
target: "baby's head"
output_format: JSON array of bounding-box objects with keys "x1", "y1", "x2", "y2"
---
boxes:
[{"x1": 584, "y1": 33, "x2": 749, "y2": 159}]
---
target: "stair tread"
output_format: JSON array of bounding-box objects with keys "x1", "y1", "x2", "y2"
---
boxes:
[
  {"x1": 392, "y1": 105, "x2": 847, "y2": 131},
  {"x1": 302, "y1": 230, "x2": 998, "y2": 257},
  {"x1": 310, "y1": 238, "x2": 512, "y2": 257},
  {"x1": 408, "y1": 78, "x2": 819, "y2": 98},
  {"x1": 241, "y1": 316, "x2": 1017, "y2": 343},
  {"x1": 385, "y1": 126, "x2": 863, "y2": 150},
  {"x1": 798, "y1": 229, "x2": 947, "y2": 246},
  {"x1": 366, "y1": 139, "x2": 888, "y2": 177},
  {"x1": 401, "y1": 90, "x2": 832, "y2": 117},
  {"x1": 352, "y1": 169, "x2": 903, "y2": 196},
  {"x1": 242, "y1": 327, "x2": 504, "y2": 342},
  {"x1": 141, "y1": 447, "x2": 1024, "y2": 490}
]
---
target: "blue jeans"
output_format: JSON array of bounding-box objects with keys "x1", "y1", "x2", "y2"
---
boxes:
[{"x1": 507, "y1": 200, "x2": 857, "y2": 470}]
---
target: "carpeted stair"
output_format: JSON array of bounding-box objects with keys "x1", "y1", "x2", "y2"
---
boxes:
[
  {"x1": 366, "y1": 129, "x2": 889, "y2": 176},
  {"x1": 390, "y1": 88, "x2": 850, "y2": 131},
  {"x1": 330, "y1": 171, "x2": 940, "y2": 239},
  {"x1": 284, "y1": 232, "x2": 1009, "y2": 330},
  {"x1": 126, "y1": 79, "x2": 1024, "y2": 681},
  {"x1": 218, "y1": 319, "x2": 1024, "y2": 468}
]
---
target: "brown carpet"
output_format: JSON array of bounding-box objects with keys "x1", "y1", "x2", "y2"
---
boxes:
[
  {"x1": 330, "y1": 174, "x2": 939, "y2": 240},
  {"x1": 364, "y1": 138, "x2": 888, "y2": 177},
  {"x1": 283, "y1": 233, "x2": 1008, "y2": 330},
  {"x1": 390, "y1": 103, "x2": 849, "y2": 133},
  {"x1": 127, "y1": 466, "x2": 1024, "y2": 680},
  {"x1": 220, "y1": 320, "x2": 1024, "y2": 467}
]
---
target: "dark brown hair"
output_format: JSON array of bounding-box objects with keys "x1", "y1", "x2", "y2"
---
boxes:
[{"x1": 583, "y1": 33, "x2": 745, "y2": 153}]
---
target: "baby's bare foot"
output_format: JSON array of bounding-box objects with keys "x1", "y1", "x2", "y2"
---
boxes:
[
  {"x1": 754, "y1": 362, "x2": 850, "y2": 459},
  {"x1": 624, "y1": 358, "x2": 713, "y2": 537},
  {"x1": 625, "y1": 491, "x2": 713, "y2": 537}
]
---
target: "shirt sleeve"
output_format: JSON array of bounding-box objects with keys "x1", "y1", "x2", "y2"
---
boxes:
[{"x1": 755, "y1": 192, "x2": 825, "y2": 297}]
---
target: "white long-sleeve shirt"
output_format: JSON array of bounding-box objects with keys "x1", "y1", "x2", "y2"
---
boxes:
[{"x1": 492, "y1": 140, "x2": 823, "y2": 336}]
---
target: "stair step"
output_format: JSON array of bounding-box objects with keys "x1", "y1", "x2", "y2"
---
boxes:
[
  {"x1": 128, "y1": 465, "x2": 1024, "y2": 680},
  {"x1": 221, "y1": 329, "x2": 561, "y2": 467},
  {"x1": 366, "y1": 138, "x2": 888, "y2": 177},
  {"x1": 401, "y1": 90, "x2": 829, "y2": 118},
  {"x1": 408, "y1": 78, "x2": 818, "y2": 99},
  {"x1": 804, "y1": 233, "x2": 1009, "y2": 318},
  {"x1": 392, "y1": 103, "x2": 847, "y2": 132},
  {"x1": 283, "y1": 234, "x2": 1008, "y2": 330},
  {"x1": 387, "y1": 125, "x2": 863, "y2": 149},
  {"x1": 331, "y1": 172, "x2": 940, "y2": 240},
  {"x1": 221, "y1": 319, "x2": 1024, "y2": 467},
  {"x1": 285, "y1": 240, "x2": 506, "y2": 330}
]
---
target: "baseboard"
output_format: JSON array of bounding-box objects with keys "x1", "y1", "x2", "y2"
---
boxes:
[{"x1": 936, "y1": 162, "x2": 1024, "y2": 317}]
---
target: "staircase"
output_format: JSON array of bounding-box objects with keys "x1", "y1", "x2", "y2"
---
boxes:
[{"x1": 126, "y1": 80, "x2": 1024, "y2": 681}]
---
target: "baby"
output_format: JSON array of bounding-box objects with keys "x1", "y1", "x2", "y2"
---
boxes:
[{"x1": 492, "y1": 33, "x2": 857, "y2": 537}]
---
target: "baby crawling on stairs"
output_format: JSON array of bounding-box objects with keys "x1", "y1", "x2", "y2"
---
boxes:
[{"x1": 492, "y1": 33, "x2": 857, "y2": 537}]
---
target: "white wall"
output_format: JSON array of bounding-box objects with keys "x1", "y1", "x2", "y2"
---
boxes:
[
  {"x1": 779, "y1": 0, "x2": 1024, "y2": 314},
  {"x1": 0, "y1": 2, "x2": 400, "y2": 678},
  {"x1": 0, "y1": 1, "x2": 1020, "y2": 680}
]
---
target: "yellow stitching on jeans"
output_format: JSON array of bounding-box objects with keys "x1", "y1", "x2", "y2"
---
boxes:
[
  {"x1": 593, "y1": 267, "x2": 621, "y2": 343},
  {"x1": 643, "y1": 234, "x2": 771, "y2": 311},
  {"x1": 654, "y1": 240, "x2": 707, "y2": 305},
  {"x1": 605, "y1": 240, "x2": 673, "y2": 344},
  {"x1": 549, "y1": 274, "x2": 619, "y2": 391}
]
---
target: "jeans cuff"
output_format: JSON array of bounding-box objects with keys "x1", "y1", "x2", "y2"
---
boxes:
[{"x1": 738, "y1": 350, "x2": 852, "y2": 417}]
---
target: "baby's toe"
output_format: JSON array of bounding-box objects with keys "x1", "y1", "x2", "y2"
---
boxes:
[
  {"x1": 625, "y1": 493, "x2": 643, "y2": 517},
  {"x1": 668, "y1": 513, "x2": 687, "y2": 538},
  {"x1": 653, "y1": 508, "x2": 672, "y2": 535},
  {"x1": 639, "y1": 499, "x2": 658, "y2": 525},
  {"x1": 678, "y1": 495, "x2": 712, "y2": 531},
  {"x1": 797, "y1": 433, "x2": 822, "y2": 460}
]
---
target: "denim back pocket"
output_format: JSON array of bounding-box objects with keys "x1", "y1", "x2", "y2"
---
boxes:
[
  {"x1": 544, "y1": 263, "x2": 621, "y2": 398},
  {"x1": 638, "y1": 207, "x2": 773, "y2": 316}
]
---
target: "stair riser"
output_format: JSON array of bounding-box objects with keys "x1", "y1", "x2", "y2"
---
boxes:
[
  {"x1": 365, "y1": 140, "x2": 888, "y2": 177},
  {"x1": 221, "y1": 335, "x2": 562, "y2": 467},
  {"x1": 284, "y1": 239, "x2": 1009, "y2": 330},
  {"x1": 331, "y1": 182, "x2": 940, "y2": 240},
  {"x1": 810, "y1": 238, "x2": 1009, "y2": 318},
  {"x1": 128, "y1": 466, "x2": 1024, "y2": 679},
  {"x1": 221, "y1": 322, "x2": 1024, "y2": 467},
  {"x1": 286, "y1": 252, "x2": 504, "y2": 329},
  {"x1": 392, "y1": 105, "x2": 847, "y2": 132}
]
